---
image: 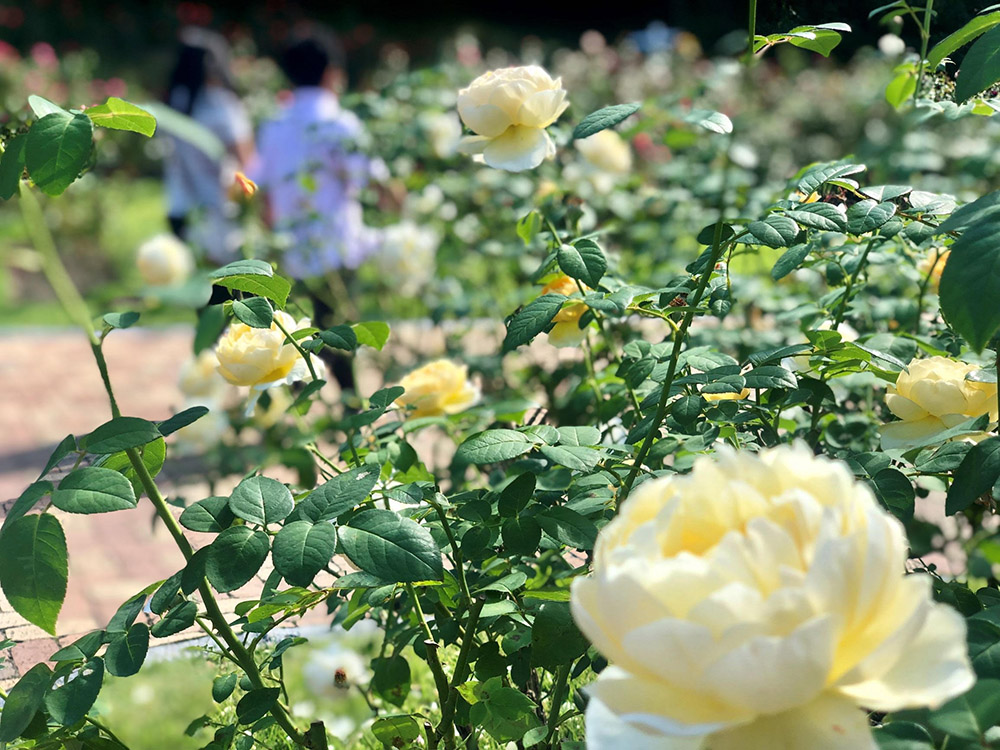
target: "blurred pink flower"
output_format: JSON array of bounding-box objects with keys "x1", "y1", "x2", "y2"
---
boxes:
[
  {"x1": 30, "y1": 41, "x2": 57, "y2": 68},
  {"x1": 0, "y1": 40, "x2": 18, "y2": 60},
  {"x1": 105, "y1": 77, "x2": 127, "y2": 98}
]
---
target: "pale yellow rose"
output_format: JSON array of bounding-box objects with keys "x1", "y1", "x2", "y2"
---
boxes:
[
  {"x1": 136, "y1": 234, "x2": 194, "y2": 286},
  {"x1": 703, "y1": 387, "x2": 751, "y2": 403},
  {"x1": 917, "y1": 249, "x2": 949, "y2": 288},
  {"x1": 170, "y1": 399, "x2": 230, "y2": 455},
  {"x1": 572, "y1": 444, "x2": 973, "y2": 750},
  {"x1": 541, "y1": 273, "x2": 590, "y2": 348},
  {"x1": 254, "y1": 386, "x2": 295, "y2": 429},
  {"x1": 880, "y1": 356, "x2": 997, "y2": 451},
  {"x1": 215, "y1": 311, "x2": 317, "y2": 391},
  {"x1": 456, "y1": 65, "x2": 569, "y2": 171},
  {"x1": 179, "y1": 350, "x2": 231, "y2": 402},
  {"x1": 575, "y1": 129, "x2": 633, "y2": 174},
  {"x1": 395, "y1": 359, "x2": 480, "y2": 418},
  {"x1": 377, "y1": 221, "x2": 440, "y2": 297}
]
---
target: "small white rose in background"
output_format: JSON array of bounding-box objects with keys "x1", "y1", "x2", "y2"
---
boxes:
[
  {"x1": 215, "y1": 311, "x2": 321, "y2": 413},
  {"x1": 377, "y1": 221, "x2": 441, "y2": 298},
  {"x1": 303, "y1": 642, "x2": 371, "y2": 700},
  {"x1": 575, "y1": 129, "x2": 632, "y2": 175},
  {"x1": 457, "y1": 65, "x2": 569, "y2": 171},
  {"x1": 880, "y1": 356, "x2": 998, "y2": 451},
  {"x1": 878, "y1": 33, "x2": 906, "y2": 57},
  {"x1": 395, "y1": 359, "x2": 480, "y2": 418},
  {"x1": 572, "y1": 443, "x2": 973, "y2": 750},
  {"x1": 136, "y1": 234, "x2": 194, "y2": 286},
  {"x1": 419, "y1": 111, "x2": 463, "y2": 159}
]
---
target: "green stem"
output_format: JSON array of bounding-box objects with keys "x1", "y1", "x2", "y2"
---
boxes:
[
  {"x1": 746, "y1": 0, "x2": 758, "y2": 65},
  {"x1": 273, "y1": 314, "x2": 319, "y2": 383},
  {"x1": 407, "y1": 582, "x2": 452, "y2": 740},
  {"x1": 439, "y1": 597, "x2": 485, "y2": 746},
  {"x1": 426, "y1": 493, "x2": 472, "y2": 605},
  {"x1": 617, "y1": 223, "x2": 730, "y2": 508},
  {"x1": 544, "y1": 665, "x2": 572, "y2": 745},
  {"x1": 913, "y1": 247, "x2": 940, "y2": 335},
  {"x1": 833, "y1": 237, "x2": 877, "y2": 327},
  {"x1": 914, "y1": 0, "x2": 935, "y2": 102},
  {"x1": 91, "y1": 341, "x2": 121, "y2": 418}
]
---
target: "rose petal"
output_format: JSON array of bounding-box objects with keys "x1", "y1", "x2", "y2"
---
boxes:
[{"x1": 481, "y1": 126, "x2": 553, "y2": 171}]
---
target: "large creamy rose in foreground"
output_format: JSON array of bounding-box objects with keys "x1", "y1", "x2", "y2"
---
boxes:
[
  {"x1": 880, "y1": 356, "x2": 997, "y2": 451},
  {"x1": 541, "y1": 273, "x2": 589, "y2": 348},
  {"x1": 571, "y1": 444, "x2": 973, "y2": 750},
  {"x1": 215, "y1": 311, "x2": 317, "y2": 391},
  {"x1": 395, "y1": 359, "x2": 479, "y2": 418},
  {"x1": 136, "y1": 234, "x2": 194, "y2": 286},
  {"x1": 457, "y1": 65, "x2": 569, "y2": 171}
]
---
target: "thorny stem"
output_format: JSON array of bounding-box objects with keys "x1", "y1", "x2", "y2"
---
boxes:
[
  {"x1": 439, "y1": 597, "x2": 485, "y2": 746},
  {"x1": 28, "y1": 189, "x2": 309, "y2": 748},
  {"x1": 426, "y1": 493, "x2": 472, "y2": 605},
  {"x1": 833, "y1": 236, "x2": 877, "y2": 327},
  {"x1": 544, "y1": 664, "x2": 572, "y2": 744}
]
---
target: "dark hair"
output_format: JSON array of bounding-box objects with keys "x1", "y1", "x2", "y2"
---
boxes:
[
  {"x1": 166, "y1": 27, "x2": 235, "y2": 115},
  {"x1": 280, "y1": 29, "x2": 345, "y2": 88}
]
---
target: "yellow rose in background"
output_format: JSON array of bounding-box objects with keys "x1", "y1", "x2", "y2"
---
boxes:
[
  {"x1": 918, "y1": 249, "x2": 950, "y2": 288},
  {"x1": 541, "y1": 273, "x2": 590, "y2": 348},
  {"x1": 215, "y1": 311, "x2": 318, "y2": 404},
  {"x1": 880, "y1": 356, "x2": 997, "y2": 451},
  {"x1": 179, "y1": 349, "x2": 231, "y2": 402},
  {"x1": 457, "y1": 65, "x2": 569, "y2": 171},
  {"x1": 572, "y1": 444, "x2": 973, "y2": 750},
  {"x1": 136, "y1": 234, "x2": 194, "y2": 286},
  {"x1": 575, "y1": 129, "x2": 633, "y2": 174},
  {"x1": 395, "y1": 359, "x2": 480, "y2": 418}
]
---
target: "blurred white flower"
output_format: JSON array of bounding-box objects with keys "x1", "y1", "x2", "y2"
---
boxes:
[
  {"x1": 878, "y1": 34, "x2": 906, "y2": 57},
  {"x1": 136, "y1": 234, "x2": 194, "y2": 286},
  {"x1": 303, "y1": 643, "x2": 371, "y2": 700},
  {"x1": 178, "y1": 349, "x2": 231, "y2": 403},
  {"x1": 170, "y1": 400, "x2": 230, "y2": 455},
  {"x1": 377, "y1": 221, "x2": 441, "y2": 297},
  {"x1": 420, "y1": 111, "x2": 463, "y2": 158},
  {"x1": 575, "y1": 129, "x2": 632, "y2": 174}
]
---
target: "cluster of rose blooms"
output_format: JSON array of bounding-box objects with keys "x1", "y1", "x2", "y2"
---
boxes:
[{"x1": 136, "y1": 64, "x2": 984, "y2": 749}]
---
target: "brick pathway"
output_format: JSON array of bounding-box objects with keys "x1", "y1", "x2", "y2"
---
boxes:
[{"x1": 0, "y1": 320, "x2": 523, "y2": 689}]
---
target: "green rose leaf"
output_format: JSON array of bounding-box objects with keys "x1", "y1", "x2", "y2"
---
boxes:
[
  {"x1": 232, "y1": 297, "x2": 274, "y2": 328},
  {"x1": 683, "y1": 108, "x2": 733, "y2": 134},
  {"x1": 783, "y1": 203, "x2": 847, "y2": 232},
  {"x1": 205, "y1": 526, "x2": 271, "y2": 593},
  {"x1": 467, "y1": 676, "x2": 542, "y2": 743},
  {"x1": 530, "y1": 602, "x2": 589, "y2": 671},
  {"x1": 872, "y1": 721, "x2": 935, "y2": 749},
  {"x1": 105, "y1": 623, "x2": 150, "y2": 677},
  {"x1": 537, "y1": 506, "x2": 598, "y2": 549},
  {"x1": 215, "y1": 273, "x2": 291, "y2": 308},
  {"x1": 210, "y1": 259, "x2": 274, "y2": 278},
  {"x1": 0, "y1": 133, "x2": 27, "y2": 201},
  {"x1": 339, "y1": 509, "x2": 443, "y2": 583},
  {"x1": 0, "y1": 663, "x2": 54, "y2": 742},
  {"x1": 236, "y1": 687, "x2": 281, "y2": 725},
  {"x1": 498, "y1": 473, "x2": 536, "y2": 517},
  {"x1": 871, "y1": 468, "x2": 916, "y2": 522},
  {"x1": 372, "y1": 715, "x2": 421, "y2": 745},
  {"x1": 353, "y1": 321, "x2": 390, "y2": 350},
  {"x1": 503, "y1": 293, "x2": 569, "y2": 352},
  {"x1": 84, "y1": 97, "x2": 156, "y2": 137},
  {"x1": 557, "y1": 240, "x2": 607, "y2": 288},
  {"x1": 939, "y1": 222, "x2": 1000, "y2": 351},
  {"x1": 45, "y1": 657, "x2": 104, "y2": 726},
  {"x1": 157, "y1": 406, "x2": 209, "y2": 437},
  {"x1": 52, "y1": 466, "x2": 137, "y2": 514},
  {"x1": 746, "y1": 215, "x2": 800, "y2": 248},
  {"x1": 796, "y1": 161, "x2": 866, "y2": 195},
  {"x1": 0, "y1": 514, "x2": 67, "y2": 635},
  {"x1": 25, "y1": 111, "x2": 94, "y2": 196},
  {"x1": 84, "y1": 416, "x2": 161, "y2": 454},
  {"x1": 456, "y1": 429, "x2": 535, "y2": 464},
  {"x1": 938, "y1": 191, "x2": 1000, "y2": 234},
  {"x1": 572, "y1": 102, "x2": 641, "y2": 140},
  {"x1": 319, "y1": 324, "x2": 358, "y2": 351},
  {"x1": 928, "y1": 11, "x2": 1000, "y2": 69},
  {"x1": 1, "y1": 482, "x2": 53, "y2": 535},
  {"x1": 149, "y1": 571, "x2": 183, "y2": 615},
  {"x1": 771, "y1": 245, "x2": 811, "y2": 281},
  {"x1": 180, "y1": 496, "x2": 236, "y2": 533},
  {"x1": 501, "y1": 515, "x2": 542, "y2": 556},
  {"x1": 845, "y1": 200, "x2": 896, "y2": 235},
  {"x1": 295, "y1": 465, "x2": 381, "y2": 522},
  {"x1": 272, "y1": 520, "x2": 338, "y2": 587},
  {"x1": 956, "y1": 26, "x2": 1000, "y2": 102},
  {"x1": 928, "y1": 679, "x2": 1000, "y2": 740},
  {"x1": 213, "y1": 673, "x2": 238, "y2": 703},
  {"x1": 372, "y1": 655, "x2": 413, "y2": 708},
  {"x1": 50, "y1": 630, "x2": 105, "y2": 662},
  {"x1": 102, "y1": 311, "x2": 141, "y2": 330},
  {"x1": 151, "y1": 600, "x2": 198, "y2": 638},
  {"x1": 229, "y1": 475, "x2": 294, "y2": 525},
  {"x1": 946, "y1": 437, "x2": 1000, "y2": 515}
]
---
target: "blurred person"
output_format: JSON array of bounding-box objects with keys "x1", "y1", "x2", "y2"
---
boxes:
[
  {"x1": 250, "y1": 27, "x2": 386, "y2": 398},
  {"x1": 163, "y1": 27, "x2": 253, "y2": 264}
]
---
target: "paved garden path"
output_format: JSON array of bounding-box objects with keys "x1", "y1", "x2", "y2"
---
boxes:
[{"x1": 0, "y1": 321, "x2": 523, "y2": 688}]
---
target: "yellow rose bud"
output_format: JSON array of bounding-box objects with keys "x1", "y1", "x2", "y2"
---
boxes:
[
  {"x1": 917, "y1": 249, "x2": 949, "y2": 288},
  {"x1": 572, "y1": 443, "x2": 973, "y2": 750},
  {"x1": 703, "y1": 387, "x2": 751, "y2": 402},
  {"x1": 880, "y1": 356, "x2": 997, "y2": 451},
  {"x1": 233, "y1": 171, "x2": 258, "y2": 198},
  {"x1": 136, "y1": 233, "x2": 194, "y2": 286},
  {"x1": 575, "y1": 129, "x2": 633, "y2": 175},
  {"x1": 215, "y1": 311, "x2": 315, "y2": 390},
  {"x1": 456, "y1": 65, "x2": 569, "y2": 171},
  {"x1": 395, "y1": 359, "x2": 480, "y2": 418},
  {"x1": 540, "y1": 274, "x2": 589, "y2": 348}
]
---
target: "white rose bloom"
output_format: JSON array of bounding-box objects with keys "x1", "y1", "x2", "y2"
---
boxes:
[
  {"x1": 420, "y1": 111, "x2": 463, "y2": 158},
  {"x1": 136, "y1": 234, "x2": 194, "y2": 286},
  {"x1": 572, "y1": 444, "x2": 973, "y2": 750},
  {"x1": 575, "y1": 129, "x2": 632, "y2": 175},
  {"x1": 878, "y1": 34, "x2": 906, "y2": 57},
  {"x1": 457, "y1": 65, "x2": 569, "y2": 171},
  {"x1": 178, "y1": 349, "x2": 231, "y2": 403},
  {"x1": 378, "y1": 221, "x2": 440, "y2": 297},
  {"x1": 303, "y1": 643, "x2": 371, "y2": 700}
]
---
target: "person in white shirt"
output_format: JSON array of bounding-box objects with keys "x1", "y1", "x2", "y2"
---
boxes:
[
  {"x1": 251, "y1": 29, "x2": 385, "y2": 396},
  {"x1": 163, "y1": 28, "x2": 253, "y2": 264}
]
